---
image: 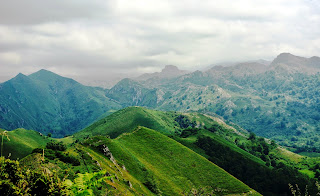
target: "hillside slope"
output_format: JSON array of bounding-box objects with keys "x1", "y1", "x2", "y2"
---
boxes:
[
  {"x1": 86, "y1": 127, "x2": 257, "y2": 195},
  {"x1": 75, "y1": 106, "x2": 244, "y2": 139}
]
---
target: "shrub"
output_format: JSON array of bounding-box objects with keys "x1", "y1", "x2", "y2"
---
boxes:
[{"x1": 46, "y1": 141, "x2": 67, "y2": 151}]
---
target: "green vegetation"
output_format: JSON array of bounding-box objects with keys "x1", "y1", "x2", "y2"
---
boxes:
[
  {"x1": 0, "y1": 156, "x2": 68, "y2": 195},
  {"x1": 2, "y1": 106, "x2": 320, "y2": 195},
  {"x1": 75, "y1": 106, "x2": 247, "y2": 140},
  {"x1": 64, "y1": 170, "x2": 113, "y2": 195},
  {"x1": 0, "y1": 156, "x2": 117, "y2": 195}
]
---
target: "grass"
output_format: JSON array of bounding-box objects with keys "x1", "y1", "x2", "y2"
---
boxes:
[
  {"x1": 299, "y1": 169, "x2": 315, "y2": 178},
  {"x1": 56, "y1": 136, "x2": 75, "y2": 145},
  {"x1": 74, "y1": 145, "x2": 153, "y2": 195},
  {"x1": 298, "y1": 152, "x2": 320, "y2": 157},
  {"x1": 0, "y1": 128, "x2": 51, "y2": 159},
  {"x1": 272, "y1": 147, "x2": 303, "y2": 163},
  {"x1": 103, "y1": 126, "x2": 257, "y2": 195}
]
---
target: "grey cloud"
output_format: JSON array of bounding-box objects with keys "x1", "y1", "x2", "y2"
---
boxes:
[
  {"x1": 0, "y1": 0, "x2": 111, "y2": 25},
  {"x1": 0, "y1": 0, "x2": 319, "y2": 84}
]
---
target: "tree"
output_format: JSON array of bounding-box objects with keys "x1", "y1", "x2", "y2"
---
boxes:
[{"x1": 248, "y1": 132, "x2": 256, "y2": 140}]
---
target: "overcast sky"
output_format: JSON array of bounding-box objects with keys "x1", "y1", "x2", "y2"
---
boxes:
[{"x1": 0, "y1": 0, "x2": 319, "y2": 83}]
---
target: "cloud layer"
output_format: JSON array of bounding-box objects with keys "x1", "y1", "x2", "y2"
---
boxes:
[{"x1": 0, "y1": 0, "x2": 319, "y2": 83}]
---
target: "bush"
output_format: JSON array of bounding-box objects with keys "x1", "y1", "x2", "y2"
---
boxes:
[
  {"x1": 46, "y1": 141, "x2": 67, "y2": 151},
  {"x1": 0, "y1": 157, "x2": 67, "y2": 195},
  {"x1": 180, "y1": 128, "x2": 199, "y2": 138}
]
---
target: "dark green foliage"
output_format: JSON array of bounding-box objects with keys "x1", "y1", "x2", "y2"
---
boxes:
[
  {"x1": 175, "y1": 115, "x2": 196, "y2": 129},
  {"x1": 46, "y1": 141, "x2": 67, "y2": 151},
  {"x1": 180, "y1": 127, "x2": 200, "y2": 138},
  {"x1": 143, "y1": 172, "x2": 160, "y2": 194},
  {"x1": 248, "y1": 132, "x2": 256, "y2": 140},
  {"x1": 55, "y1": 151, "x2": 80, "y2": 166},
  {"x1": 32, "y1": 142, "x2": 80, "y2": 166},
  {"x1": 206, "y1": 124, "x2": 224, "y2": 133},
  {"x1": 32, "y1": 148, "x2": 43, "y2": 154}
]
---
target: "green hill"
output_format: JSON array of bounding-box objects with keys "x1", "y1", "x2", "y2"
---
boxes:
[
  {"x1": 75, "y1": 106, "x2": 178, "y2": 139},
  {"x1": 0, "y1": 128, "x2": 51, "y2": 159},
  {"x1": 85, "y1": 126, "x2": 258, "y2": 195},
  {"x1": 75, "y1": 106, "x2": 246, "y2": 139}
]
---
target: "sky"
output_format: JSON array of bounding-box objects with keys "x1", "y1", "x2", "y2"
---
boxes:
[{"x1": 0, "y1": 0, "x2": 319, "y2": 84}]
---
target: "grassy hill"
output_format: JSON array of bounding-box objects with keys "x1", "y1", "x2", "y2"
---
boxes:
[
  {"x1": 0, "y1": 128, "x2": 51, "y2": 159},
  {"x1": 76, "y1": 106, "x2": 178, "y2": 139},
  {"x1": 85, "y1": 126, "x2": 258, "y2": 195},
  {"x1": 75, "y1": 106, "x2": 247, "y2": 139}
]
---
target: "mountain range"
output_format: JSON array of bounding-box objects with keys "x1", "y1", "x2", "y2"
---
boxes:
[
  {"x1": 109, "y1": 53, "x2": 320, "y2": 150},
  {"x1": 1, "y1": 53, "x2": 320, "y2": 149}
]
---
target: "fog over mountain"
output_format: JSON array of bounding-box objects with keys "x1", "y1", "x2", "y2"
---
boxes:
[{"x1": 1, "y1": 0, "x2": 320, "y2": 84}]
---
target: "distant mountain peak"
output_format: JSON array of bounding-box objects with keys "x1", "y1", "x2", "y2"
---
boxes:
[
  {"x1": 28, "y1": 69, "x2": 76, "y2": 84},
  {"x1": 16, "y1": 73, "x2": 27, "y2": 78},
  {"x1": 10, "y1": 73, "x2": 29, "y2": 82},
  {"x1": 161, "y1": 65, "x2": 180, "y2": 73},
  {"x1": 272, "y1": 53, "x2": 305, "y2": 64},
  {"x1": 270, "y1": 53, "x2": 320, "y2": 73},
  {"x1": 31, "y1": 69, "x2": 59, "y2": 77},
  {"x1": 277, "y1": 52, "x2": 294, "y2": 57}
]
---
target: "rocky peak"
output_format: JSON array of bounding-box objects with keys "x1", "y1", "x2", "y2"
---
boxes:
[
  {"x1": 271, "y1": 53, "x2": 307, "y2": 67},
  {"x1": 161, "y1": 65, "x2": 180, "y2": 73},
  {"x1": 270, "y1": 53, "x2": 320, "y2": 74}
]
